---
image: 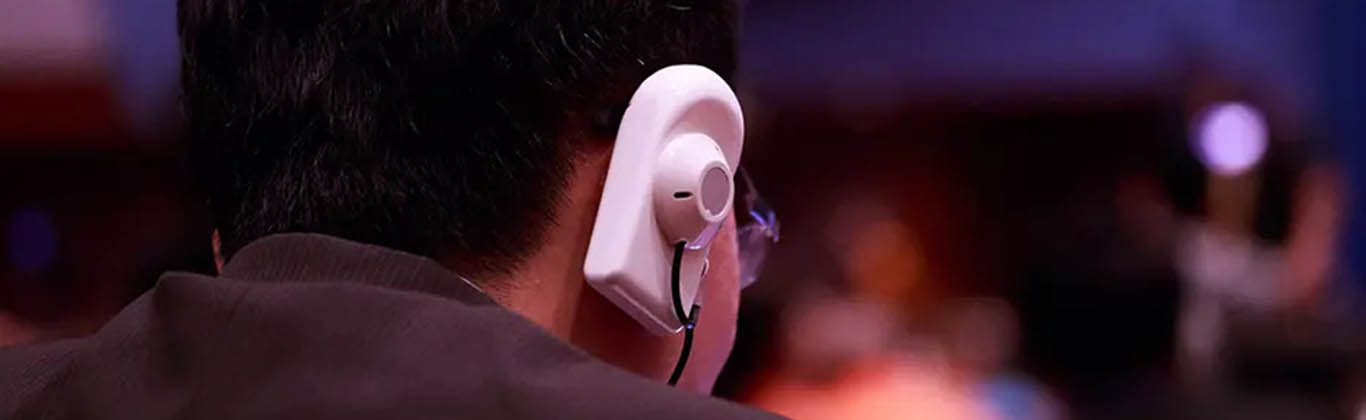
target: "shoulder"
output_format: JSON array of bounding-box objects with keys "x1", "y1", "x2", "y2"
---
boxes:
[{"x1": 1, "y1": 271, "x2": 785, "y2": 420}]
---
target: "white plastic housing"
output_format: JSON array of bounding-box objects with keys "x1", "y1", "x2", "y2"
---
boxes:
[
  {"x1": 653, "y1": 133, "x2": 733, "y2": 249},
  {"x1": 583, "y1": 65, "x2": 744, "y2": 335}
]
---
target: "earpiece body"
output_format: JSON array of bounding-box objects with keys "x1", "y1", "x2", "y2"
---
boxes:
[{"x1": 583, "y1": 65, "x2": 744, "y2": 335}]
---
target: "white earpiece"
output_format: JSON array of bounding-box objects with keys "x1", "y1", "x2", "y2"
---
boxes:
[{"x1": 583, "y1": 65, "x2": 743, "y2": 335}]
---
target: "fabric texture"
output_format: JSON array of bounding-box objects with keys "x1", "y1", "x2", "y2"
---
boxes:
[{"x1": 0, "y1": 233, "x2": 782, "y2": 420}]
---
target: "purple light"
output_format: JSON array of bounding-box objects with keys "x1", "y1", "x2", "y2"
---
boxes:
[
  {"x1": 1193, "y1": 102, "x2": 1269, "y2": 177},
  {"x1": 6, "y1": 205, "x2": 58, "y2": 274}
]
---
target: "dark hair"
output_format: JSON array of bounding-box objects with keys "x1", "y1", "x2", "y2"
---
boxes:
[{"x1": 178, "y1": 0, "x2": 738, "y2": 274}]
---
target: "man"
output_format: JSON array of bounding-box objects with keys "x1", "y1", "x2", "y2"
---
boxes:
[{"x1": 0, "y1": 0, "x2": 781, "y2": 418}]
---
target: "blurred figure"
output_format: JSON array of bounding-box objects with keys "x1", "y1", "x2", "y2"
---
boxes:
[
  {"x1": 939, "y1": 299, "x2": 1063, "y2": 420},
  {"x1": 748, "y1": 298, "x2": 992, "y2": 420}
]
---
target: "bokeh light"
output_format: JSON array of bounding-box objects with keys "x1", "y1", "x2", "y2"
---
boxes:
[{"x1": 1192, "y1": 102, "x2": 1269, "y2": 177}]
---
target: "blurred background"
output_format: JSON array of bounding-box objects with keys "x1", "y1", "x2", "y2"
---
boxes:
[{"x1": 2, "y1": 0, "x2": 1364, "y2": 419}]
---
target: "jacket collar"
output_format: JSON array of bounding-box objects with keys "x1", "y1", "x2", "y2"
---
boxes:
[{"x1": 221, "y1": 233, "x2": 493, "y2": 305}]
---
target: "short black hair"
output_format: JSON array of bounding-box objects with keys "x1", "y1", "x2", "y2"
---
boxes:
[{"x1": 178, "y1": 0, "x2": 738, "y2": 274}]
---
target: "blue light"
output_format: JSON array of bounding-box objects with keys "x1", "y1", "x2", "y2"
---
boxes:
[{"x1": 6, "y1": 205, "x2": 58, "y2": 274}]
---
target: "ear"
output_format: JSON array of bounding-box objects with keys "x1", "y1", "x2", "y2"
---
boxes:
[{"x1": 211, "y1": 230, "x2": 224, "y2": 273}]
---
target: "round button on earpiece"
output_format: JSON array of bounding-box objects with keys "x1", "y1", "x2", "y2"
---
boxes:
[{"x1": 653, "y1": 133, "x2": 733, "y2": 249}]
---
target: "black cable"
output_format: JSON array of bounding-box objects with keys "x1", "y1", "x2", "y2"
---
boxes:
[
  {"x1": 667, "y1": 318, "x2": 696, "y2": 386},
  {"x1": 667, "y1": 241, "x2": 700, "y2": 386},
  {"x1": 669, "y1": 241, "x2": 690, "y2": 323}
]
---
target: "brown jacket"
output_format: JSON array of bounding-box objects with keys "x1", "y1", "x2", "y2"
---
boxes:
[{"x1": 0, "y1": 234, "x2": 782, "y2": 420}]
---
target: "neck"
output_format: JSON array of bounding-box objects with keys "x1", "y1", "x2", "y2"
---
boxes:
[
  {"x1": 488, "y1": 147, "x2": 607, "y2": 339},
  {"x1": 492, "y1": 212, "x2": 593, "y2": 339},
  {"x1": 485, "y1": 150, "x2": 680, "y2": 381}
]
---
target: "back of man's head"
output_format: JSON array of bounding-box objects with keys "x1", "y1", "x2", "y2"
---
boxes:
[{"x1": 179, "y1": 0, "x2": 738, "y2": 274}]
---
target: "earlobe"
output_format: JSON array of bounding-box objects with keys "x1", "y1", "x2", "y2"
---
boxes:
[{"x1": 211, "y1": 230, "x2": 224, "y2": 273}]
